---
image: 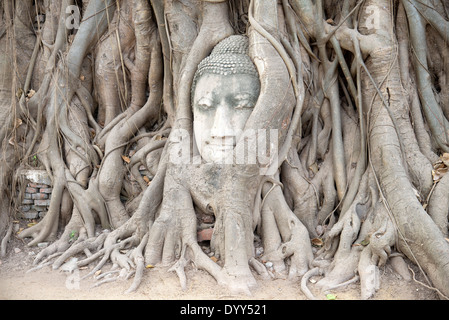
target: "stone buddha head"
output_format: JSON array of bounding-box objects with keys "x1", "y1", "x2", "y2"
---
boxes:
[{"x1": 192, "y1": 35, "x2": 260, "y2": 163}]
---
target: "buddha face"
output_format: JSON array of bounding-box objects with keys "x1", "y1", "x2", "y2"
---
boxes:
[{"x1": 193, "y1": 72, "x2": 260, "y2": 163}]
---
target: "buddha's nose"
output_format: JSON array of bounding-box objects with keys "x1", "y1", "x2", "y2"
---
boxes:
[{"x1": 210, "y1": 104, "x2": 235, "y2": 140}]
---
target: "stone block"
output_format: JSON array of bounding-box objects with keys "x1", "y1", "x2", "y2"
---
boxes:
[
  {"x1": 20, "y1": 209, "x2": 39, "y2": 219},
  {"x1": 31, "y1": 205, "x2": 48, "y2": 212},
  {"x1": 19, "y1": 205, "x2": 31, "y2": 212},
  {"x1": 25, "y1": 187, "x2": 38, "y2": 193},
  {"x1": 21, "y1": 169, "x2": 52, "y2": 186},
  {"x1": 32, "y1": 193, "x2": 48, "y2": 200},
  {"x1": 28, "y1": 183, "x2": 49, "y2": 188},
  {"x1": 34, "y1": 199, "x2": 51, "y2": 207},
  {"x1": 197, "y1": 228, "x2": 214, "y2": 242},
  {"x1": 39, "y1": 188, "x2": 53, "y2": 194}
]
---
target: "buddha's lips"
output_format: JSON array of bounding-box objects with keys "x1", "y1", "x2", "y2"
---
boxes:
[
  {"x1": 207, "y1": 138, "x2": 235, "y2": 148},
  {"x1": 207, "y1": 143, "x2": 234, "y2": 149}
]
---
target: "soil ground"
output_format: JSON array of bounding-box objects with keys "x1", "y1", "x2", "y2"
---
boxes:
[{"x1": 0, "y1": 219, "x2": 441, "y2": 301}]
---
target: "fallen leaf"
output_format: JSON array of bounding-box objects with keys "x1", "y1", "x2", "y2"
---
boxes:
[
  {"x1": 361, "y1": 239, "x2": 370, "y2": 246},
  {"x1": 26, "y1": 89, "x2": 35, "y2": 101},
  {"x1": 442, "y1": 153, "x2": 449, "y2": 167},
  {"x1": 14, "y1": 118, "x2": 22, "y2": 128},
  {"x1": 432, "y1": 167, "x2": 448, "y2": 181},
  {"x1": 94, "y1": 270, "x2": 102, "y2": 276},
  {"x1": 309, "y1": 163, "x2": 318, "y2": 174},
  {"x1": 16, "y1": 88, "x2": 23, "y2": 99},
  {"x1": 311, "y1": 238, "x2": 323, "y2": 247},
  {"x1": 143, "y1": 176, "x2": 150, "y2": 184},
  {"x1": 79, "y1": 75, "x2": 85, "y2": 81},
  {"x1": 210, "y1": 256, "x2": 218, "y2": 263},
  {"x1": 121, "y1": 155, "x2": 130, "y2": 163},
  {"x1": 146, "y1": 264, "x2": 154, "y2": 269},
  {"x1": 27, "y1": 222, "x2": 37, "y2": 227},
  {"x1": 326, "y1": 293, "x2": 337, "y2": 300}
]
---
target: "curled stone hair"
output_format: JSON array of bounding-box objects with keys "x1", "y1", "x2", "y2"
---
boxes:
[{"x1": 191, "y1": 35, "x2": 260, "y2": 103}]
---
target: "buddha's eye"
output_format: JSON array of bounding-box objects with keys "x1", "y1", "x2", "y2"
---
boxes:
[
  {"x1": 234, "y1": 94, "x2": 256, "y2": 109},
  {"x1": 234, "y1": 101, "x2": 254, "y2": 109},
  {"x1": 196, "y1": 98, "x2": 214, "y2": 111}
]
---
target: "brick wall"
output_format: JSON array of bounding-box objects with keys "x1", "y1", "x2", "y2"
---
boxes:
[{"x1": 18, "y1": 170, "x2": 52, "y2": 220}]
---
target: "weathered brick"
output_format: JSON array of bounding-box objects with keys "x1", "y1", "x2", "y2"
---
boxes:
[
  {"x1": 22, "y1": 170, "x2": 51, "y2": 186},
  {"x1": 197, "y1": 228, "x2": 214, "y2": 242},
  {"x1": 201, "y1": 214, "x2": 215, "y2": 224},
  {"x1": 20, "y1": 209, "x2": 39, "y2": 219},
  {"x1": 32, "y1": 193, "x2": 48, "y2": 200},
  {"x1": 39, "y1": 188, "x2": 53, "y2": 194},
  {"x1": 39, "y1": 211, "x2": 47, "y2": 219},
  {"x1": 28, "y1": 183, "x2": 50, "y2": 188},
  {"x1": 22, "y1": 199, "x2": 34, "y2": 205},
  {"x1": 19, "y1": 205, "x2": 31, "y2": 212},
  {"x1": 25, "y1": 187, "x2": 38, "y2": 193},
  {"x1": 31, "y1": 205, "x2": 48, "y2": 212},
  {"x1": 34, "y1": 199, "x2": 51, "y2": 206},
  {"x1": 23, "y1": 193, "x2": 32, "y2": 199}
]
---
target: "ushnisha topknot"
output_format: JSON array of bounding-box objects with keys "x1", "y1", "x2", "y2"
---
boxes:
[{"x1": 191, "y1": 35, "x2": 259, "y2": 101}]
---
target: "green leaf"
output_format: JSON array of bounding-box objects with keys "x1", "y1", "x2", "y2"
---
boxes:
[
  {"x1": 361, "y1": 239, "x2": 370, "y2": 246},
  {"x1": 326, "y1": 293, "x2": 337, "y2": 300}
]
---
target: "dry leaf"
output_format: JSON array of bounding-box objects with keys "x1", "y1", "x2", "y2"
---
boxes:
[
  {"x1": 146, "y1": 264, "x2": 154, "y2": 269},
  {"x1": 432, "y1": 167, "x2": 448, "y2": 181},
  {"x1": 121, "y1": 155, "x2": 130, "y2": 163},
  {"x1": 210, "y1": 256, "x2": 218, "y2": 263},
  {"x1": 442, "y1": 153, "x2": 449, "y2": 167},
  {"x1": 14, "y1": 118, "x2": 22, "y2": 128},
  {"x1": 8, "y1": 137, "x2": 15, "y2": 146},
  {"x1": 27, "y1": 222, "x2": 37, "y2": 227},
  {"x1": 94, "y1": 270, "x2": 102, "y2": 276},
  {"x1": 16, "y1": 88, "x2": 23, "y2": 99},
  {"x1": 143, "y1": 176, "x2": 150, "y2": 185},
  {"x1": 309, "y1": 163, "x2": 318, "y2": 174},
  {"x1": 26, "y1": 89, "x2": 35, "y2": 101},
  {"x1": 311, "y1": 238, "x2": 323, "y2": 247},
  {"x1": 79, "y1": 75, "x2": 85, "y2": 81}
]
